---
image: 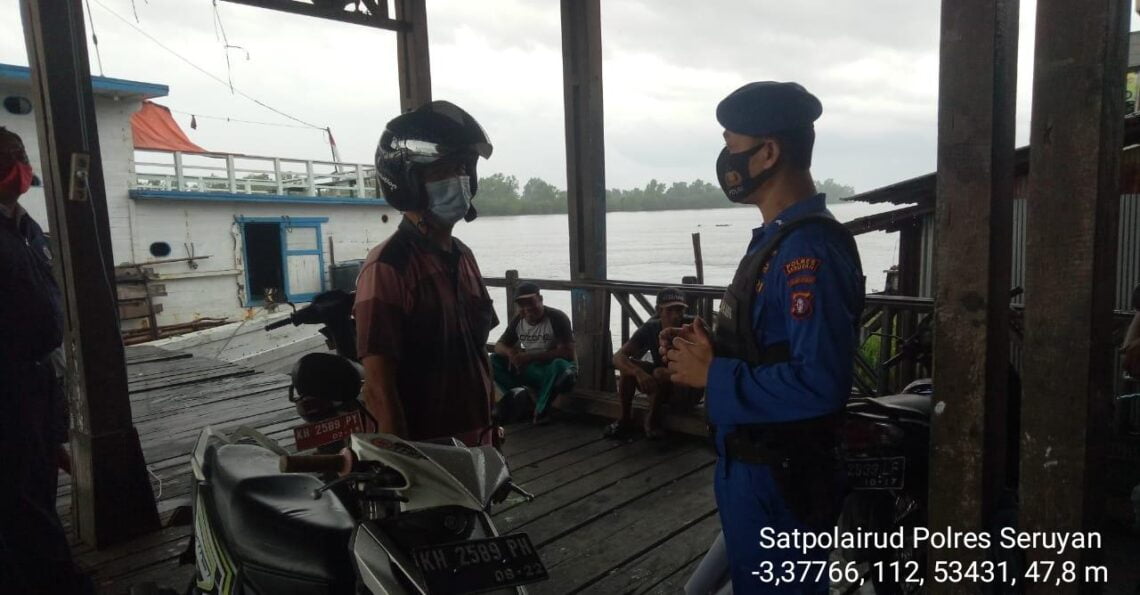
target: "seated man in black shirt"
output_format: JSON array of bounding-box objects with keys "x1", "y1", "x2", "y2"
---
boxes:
[
  {"x1": 605, "y1": 287, "x2": 701, "y2": 439},
  {"x1": 492, "y1": 282, "x2": 577, "y2": 421}
]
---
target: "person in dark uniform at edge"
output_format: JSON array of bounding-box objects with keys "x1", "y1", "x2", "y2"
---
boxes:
[
  {"x1": 0, "y1": 127, "x2": 92, "y2": 593},
  {"x1": 662, "y1": 83, "x2": 864, "y2": 593},
  {"x1": 354, "y1": 102, "x2": 500, "y2": 446}
]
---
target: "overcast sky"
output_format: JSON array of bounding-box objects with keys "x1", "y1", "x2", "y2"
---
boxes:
[{"x1": 2, "y1": 0, "x2": 1137, "y2": 193}]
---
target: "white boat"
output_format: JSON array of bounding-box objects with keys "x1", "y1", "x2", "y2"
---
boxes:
[{"x1": 1, "y1": 63, "x2": 399, "y2": 366}]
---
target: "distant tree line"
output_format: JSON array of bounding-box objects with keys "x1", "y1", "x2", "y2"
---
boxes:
[{"x1": 472, "y1": 174, "x2": 856, "y2": 217}]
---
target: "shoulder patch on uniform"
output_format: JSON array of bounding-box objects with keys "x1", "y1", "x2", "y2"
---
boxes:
[
  {"x1": 783, "y1": 257, "x2": 821, "y2": 276},
  {"x1": 787, "y1": 274, "x2": 816, "y2": 287},
  {"x1": 789, "y1": 290, "x2": 814, "y2": 320}
]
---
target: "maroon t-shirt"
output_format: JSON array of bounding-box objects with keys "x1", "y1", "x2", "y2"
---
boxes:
[{"x1": 354, "y1": 219, "x2": 498, "y2": 444}]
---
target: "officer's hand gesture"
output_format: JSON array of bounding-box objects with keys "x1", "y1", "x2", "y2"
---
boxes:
[
  {"x1": 663, "y1": 317, "x2": 714, "y2": 388},
  {"x1": 658, "y1": 322, "x2": 698, "y2": 357}
]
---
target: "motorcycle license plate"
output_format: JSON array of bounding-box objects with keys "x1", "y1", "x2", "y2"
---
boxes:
[
  {"x1": 412, "y1": 533, "x2": 548, "y2": 594},
  {"x1": 292, "y1": 410, "x2": 363, "y2": 451},
  {"x1": 846, "y1": 456, "x2": 906, "y2": 490}
]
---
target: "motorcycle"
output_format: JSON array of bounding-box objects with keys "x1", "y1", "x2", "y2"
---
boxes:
[
  {"x1": 833, "y1": 379, "x2": 934, "y2": 595},
  {"x1": 835, "y1": 303, "x2": 1023, "y2": 595},
  {"x1": 175, "y1": 289, "x2": 549, "y2": 594}
]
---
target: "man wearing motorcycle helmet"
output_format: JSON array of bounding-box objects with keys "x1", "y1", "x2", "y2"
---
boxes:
[{"x1": 354, "y1": 101, "x2": 500, "y2": 446}]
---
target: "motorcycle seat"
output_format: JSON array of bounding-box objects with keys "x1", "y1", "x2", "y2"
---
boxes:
[
  {"x1": 858, "y1": 392, "x2": 932, "y2": 418},
  {"x1": 205, "y1": 444, "x2": 355, "y2": 583}
]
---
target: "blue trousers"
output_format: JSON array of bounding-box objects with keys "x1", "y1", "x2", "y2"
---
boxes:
[{"x1": 714, "y1": 457, "x2": 830, "y2": 595}]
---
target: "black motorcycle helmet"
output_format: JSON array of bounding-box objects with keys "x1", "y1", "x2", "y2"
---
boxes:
[
  {"x1": 375, "y1": 101, "x2": 493, "y2": 219},
  {"x1": 289, "y1": 352, "x2": 364, "y2": 422}
]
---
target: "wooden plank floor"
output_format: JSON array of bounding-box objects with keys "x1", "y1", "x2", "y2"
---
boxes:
[
  {"x1": 68, "y1": 346, "x2": 720, "y2": 594},
  {"x1": 70, "y1": 346, "x2": 1140, "y2": 594}
]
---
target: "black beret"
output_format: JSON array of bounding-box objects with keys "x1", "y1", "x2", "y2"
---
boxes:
[{"x1": 716, "y1": 81, "x2": 822, "y2": 136}]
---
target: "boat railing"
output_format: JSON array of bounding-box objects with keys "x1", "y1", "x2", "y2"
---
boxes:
[
  {"x1": 132, "y1": 149, "x2": 381, "y2": 199},
  {"x1": 485, "y1": 271, "x2": 1138, "y2": 400}
]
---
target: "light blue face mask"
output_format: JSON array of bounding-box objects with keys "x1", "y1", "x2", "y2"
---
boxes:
[{"x1": 424, "y1": 176, "x2": 473, "y2": 225}]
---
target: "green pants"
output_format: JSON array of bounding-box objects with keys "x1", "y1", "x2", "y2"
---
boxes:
[{"x1": 491, "y1": 354, "x2": 576, "y2": 415}]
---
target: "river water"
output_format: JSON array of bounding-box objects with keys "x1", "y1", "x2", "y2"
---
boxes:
[{"x1": 458, "y1": 201, "x2": 899, "y2": 338}]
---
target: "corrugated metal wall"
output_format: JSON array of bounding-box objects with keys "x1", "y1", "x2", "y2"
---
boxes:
[
  {"x1": 1005, "y1": 194, "x2": 1140, "y2": 311},
  {"x1": 1011, "y1": 196, "x2": 1028, "y2": 305},
  {"x1": 916, "y1": 187, "x2": 1140, "y2": 311},
  {"x1": 1118, "y1": 194, "x2": 1140, "y2": 309}
]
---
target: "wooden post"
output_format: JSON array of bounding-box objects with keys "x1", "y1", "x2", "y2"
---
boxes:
[
  {"x1": 621, "y1": 304, "x2": 630, "y2": 345},
  {"x1": 173, "y1": 151, "x2": 184, "y2": 191},
  {"x1": 897, "y1": 222, "x2": 923, "y2": 298},
  {"x1": 19, "y1": 0, "x2": 159, "y2": 547},
  {"x1": 505, "y1": 269, "x2": 520, "y2": 321},
  {"x1": 561, "y1": 0, "x2": 608, "y2": 391},
  {"x1": 681, "y1": 275, "x2": 700, "y2": 319},
  {"x1": 877, "y1": 306, "x2": 894, "y2": 396},
  {"x1": 305, "y1": 160, "x2": 316, "y2": 197},
  {"x1": 897, "y1": 222, "x2": 923, "y2": 384},
  {"x1": 142, "y1": 271, "x2": 159, "y2": 341},
  {"x1": 274, "y1": 157, "x2": 284, "y2": 195},
  {"x1": 691, "y1": 232, "x2": 704, "y2": 284},
  {"x1": 1019, "y1": 0, "x2": 1128, "y2": 588},
  {"x1": 928, "y1": 0, "x2": 1018, "y2": 581},
  {"x1": 226, "y1": 154, "x2": 237, "y2": 193},
  {"x1": 394, "y1": 0, "x2": 431, "y2": 112}
]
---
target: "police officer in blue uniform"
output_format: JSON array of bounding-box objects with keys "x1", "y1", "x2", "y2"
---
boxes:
[
  {"x1": 0, "y1": 127, "x2": 90, "y2": 593},
  {"x1": 664, "y1": 83, "x2": 864, "y2": 593}
]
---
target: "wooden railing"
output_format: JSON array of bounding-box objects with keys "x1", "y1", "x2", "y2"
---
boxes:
[
  {"x1": 133, "y1": 149, "x2": 381, "y2": 199},
  {"x1": 486, "y1": 272, "x2": 948, "y2": 397},
  {"x1": 485, "y1": 271, "x2": 1140, "y2": 404}
]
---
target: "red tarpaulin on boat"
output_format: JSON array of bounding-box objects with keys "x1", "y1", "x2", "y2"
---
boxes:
[{"x1": 131, "y1": 101, "x2": 206, "y2": 153}]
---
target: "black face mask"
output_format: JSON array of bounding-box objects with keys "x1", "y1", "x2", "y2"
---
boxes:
[{"x1": 716, "y1": 143, "x2": 780, "y2": 203}]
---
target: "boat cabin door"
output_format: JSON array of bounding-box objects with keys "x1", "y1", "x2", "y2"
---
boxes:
[{"x1": 239, "y1": 216, "x2": 327, "y2": 305}]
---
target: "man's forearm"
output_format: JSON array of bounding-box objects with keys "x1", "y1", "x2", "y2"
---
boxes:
[
  {"x1": 361, "y1": 355, "x2": 408, "y2": 436},
  {"x1": 494, "y1": 342, "x2": 518, "y2": 358},
  {"x1": 613, "y1": 352, "x2": 645, "y2": 376},
  {"x1": 363, "y1": 382, "x2": 406, "y2": 435}
]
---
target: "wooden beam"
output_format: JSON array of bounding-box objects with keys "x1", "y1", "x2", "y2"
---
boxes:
[
  {"x1": 1019, "y1": 0, "x2": 1129, "y2": 589},
  {"x1": 897, "y1": 221, "x2": 923, "y2": 297},
  {"x1": 220, "y1": 0, "x2": 408, "y2": 32},
  {"x1": 895, "y1": 221, "x2": 924, "y2": 384},
  {"x1": 844, "y1": 203, "x2": 934, "y2": 235},
  {"x1": 561, "y1": 0, "x2": 608, "y2": 391},
  {"x1": 394, "y1": 0, "x2": 431, "y2": 112},
  {"x1": 19, "y1": 0, "x2": 160, "y2": 547},
  {"x1": 928, "y1": 0, "x2": 1018, "y2": 582},
  {"x1": 504, "y1": 269, "x2": 520, "y2": 321}
]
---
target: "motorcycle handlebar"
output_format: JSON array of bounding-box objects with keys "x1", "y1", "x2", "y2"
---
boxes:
[
  {"x1": 265, "y1": 316, "x2": 295, "y2": 332},
  {"x1": 280, "y1": 451, "x2": 351, "y2": 475}
]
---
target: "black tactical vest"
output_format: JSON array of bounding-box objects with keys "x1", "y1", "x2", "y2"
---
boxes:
[{"x1": 712, "y1": 212, "x2": 863, "y2": 366}]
